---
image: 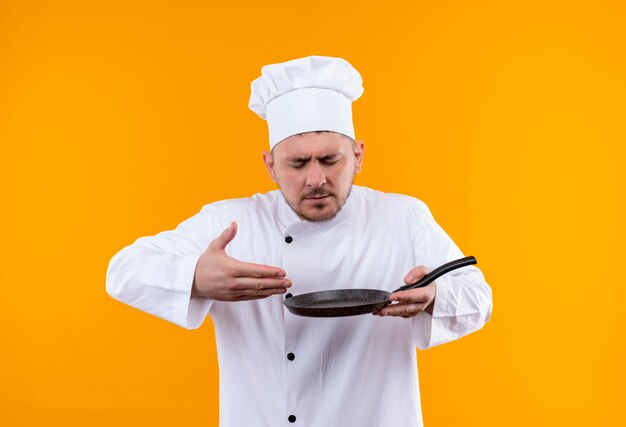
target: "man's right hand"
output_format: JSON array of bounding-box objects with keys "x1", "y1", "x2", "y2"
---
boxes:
[{"x1": 191, "y1": 221, "x2": 292, "y2": 301}]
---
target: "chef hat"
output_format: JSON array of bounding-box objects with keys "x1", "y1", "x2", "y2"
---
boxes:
[{"x1": 248, "y1": 55, "x2": 364, "y2": 150}]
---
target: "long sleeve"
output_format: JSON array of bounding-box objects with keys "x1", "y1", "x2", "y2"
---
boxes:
[
  {"x1": 106, "y1": 205, "x2": 216, "y2": 330},
  {"x1": 410, "y1": 201, "x2": 493, "y2": 350}
]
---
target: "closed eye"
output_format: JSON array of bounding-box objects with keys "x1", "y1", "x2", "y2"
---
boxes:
[{"x1": 287, "y1": 154, "x2": 341, "y2": 168}]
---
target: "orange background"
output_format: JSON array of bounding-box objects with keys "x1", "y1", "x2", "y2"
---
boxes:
[{"x1": 1, "y1": 0, "x2": 625, "y2": 426}]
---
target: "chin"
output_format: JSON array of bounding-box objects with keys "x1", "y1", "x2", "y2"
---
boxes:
[
  {"x1": 298, "y1": 205, "x2": 340, "y2": 222},
  {"x1": 281, "y1": 188, "x2": 352, "y2": 222}
]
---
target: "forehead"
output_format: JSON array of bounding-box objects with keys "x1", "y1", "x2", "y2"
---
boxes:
[{"x1": 273, "y1": 132, "x2": 353, "y2": 159}]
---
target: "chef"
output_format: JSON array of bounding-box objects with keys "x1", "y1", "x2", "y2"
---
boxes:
[{"x1": 106, "y1": 55, "x2": 492, "y2": 427}]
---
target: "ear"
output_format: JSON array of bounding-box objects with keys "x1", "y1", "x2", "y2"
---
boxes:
[
  {"x1": 353, "y1": 139, "x2": 365, "y2": 174},
  {"x1": 262, "y1": 150, "x2": 277, "y2": 182}
]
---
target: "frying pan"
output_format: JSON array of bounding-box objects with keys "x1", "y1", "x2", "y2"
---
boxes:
[{"x1": 283, "y1": 255, "x2": 477, "y2": 317}]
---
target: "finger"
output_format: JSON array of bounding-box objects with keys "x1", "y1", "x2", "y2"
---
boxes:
[
  {"x1": 404, "y1": 265, "x2": 428, "y2": 285},
  {"x1": 232, "y1": 260, "x2": 287, "y2": 279},
  {"x1": 211, "y1": 221, "x2": 238, "y2": 251},
  {"x1": 234, "y1": 295, "x2": 276, "y2": 301},
  {"x1": 233, "y1": 287, "x2": 288, "y2": 299},
  {"x1": 389, "y1": 286, "x2": 432, "y2": 303},
  {"x1": 233, "y1": 277, "x2": 292, "y2": 290},
  {"x1": 376, "y1": 302, "x2": 427, "y2": 317},
  {"x1": 234, "y1": 295, "x2": 266, "y2": 301}
]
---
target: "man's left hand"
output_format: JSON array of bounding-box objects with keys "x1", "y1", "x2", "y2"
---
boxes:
[{"x1": 374, "y1": 266, "x2": 436, "y2": 318}]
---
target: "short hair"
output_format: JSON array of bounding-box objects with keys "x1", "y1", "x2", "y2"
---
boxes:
[
  {"x1": 294, "y1": 130, "x2": 332, "y2": 137},
  {"x1": 293, "y1": 130, "x2": 356, "y2": 146},
  {"x1": 271, "y1": 130, "x2": 356, "y2": 154}
]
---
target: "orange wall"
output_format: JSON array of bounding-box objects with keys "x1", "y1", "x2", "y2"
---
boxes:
[{"x1": 1, "y1": 1, "x2": 625, "y2": 426}]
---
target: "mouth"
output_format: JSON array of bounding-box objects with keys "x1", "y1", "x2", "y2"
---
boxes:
[{"x1": 304, "y1": 194, "x2": 331, "y2": 201}]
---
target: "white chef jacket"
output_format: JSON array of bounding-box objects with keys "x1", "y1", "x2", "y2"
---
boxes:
[{"x1": 106, "y1": 185, "x2": 492, "y2": 427}]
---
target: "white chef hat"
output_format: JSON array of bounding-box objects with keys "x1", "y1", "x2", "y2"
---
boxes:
[{"x1": 248, "y1": 55, "x2": 364, "y2": 150}]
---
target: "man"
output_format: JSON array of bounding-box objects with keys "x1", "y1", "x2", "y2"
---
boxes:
[{"x1": 106, "y1": 55, "x2": 492, "y2": 426}]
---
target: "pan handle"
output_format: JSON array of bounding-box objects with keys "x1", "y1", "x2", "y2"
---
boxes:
[{"x1": 392, "y1": 256, "x2": 477, "y2": 293}]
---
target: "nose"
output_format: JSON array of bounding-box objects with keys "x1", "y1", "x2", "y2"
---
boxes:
[{"x1": 305, "y1": 162, "x2": 327, "y2": 188}]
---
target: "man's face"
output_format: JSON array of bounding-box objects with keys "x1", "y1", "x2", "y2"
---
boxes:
[{"x1": 263, "y1": 132, "x2": 365, "y2": 222}]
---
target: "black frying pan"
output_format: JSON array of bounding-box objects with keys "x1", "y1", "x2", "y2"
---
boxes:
[{"x1": 283, "y1": 256, "x2": 477, "y2": 317}]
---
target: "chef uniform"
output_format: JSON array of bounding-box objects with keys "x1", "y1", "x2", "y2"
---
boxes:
[{"x1": 106, "y1": 56, "x2": 492, "y2": 427}]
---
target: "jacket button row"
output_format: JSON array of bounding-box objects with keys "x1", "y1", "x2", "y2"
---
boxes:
[
  {"x1": 287, "y1": 352, "x2": 295, "y2": 361},
  {"x1": 288, "y1": 415, "x2": 296, "y2": 423},
  {"x1": 285, "y1": 235, "x2": 293, "y2": 244}
]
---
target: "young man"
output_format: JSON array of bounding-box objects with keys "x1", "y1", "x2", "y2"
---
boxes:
[{"x1": 107, "y1": 55, "x2": 492, "y2": 426}]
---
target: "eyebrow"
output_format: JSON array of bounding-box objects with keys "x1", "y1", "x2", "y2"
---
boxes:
[{"x1": 287, "y1": 153, "x2": 342, "y2": 163}]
